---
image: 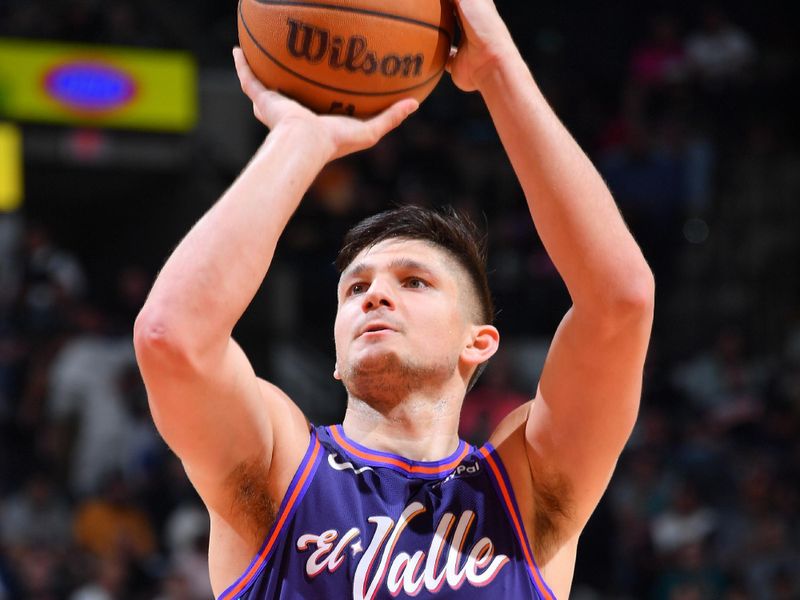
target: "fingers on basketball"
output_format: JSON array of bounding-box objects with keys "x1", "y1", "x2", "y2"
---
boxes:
[
  {"x1": 233, "y1": 47, "x2": 263, "y2": 99},
  {"x1": 237, "y1": 0, "x2": 455, "y2": 117},
  {"x1": 234, "y1": 48, "x2": 290, "y2": 125},
  {"x1": 368, "y1": 99, "x2": 419, "y2": 140}
]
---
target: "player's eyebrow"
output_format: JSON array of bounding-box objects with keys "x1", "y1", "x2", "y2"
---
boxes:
[{"x1": 339, "y1": 258, "x2": 437, "y2": 287}]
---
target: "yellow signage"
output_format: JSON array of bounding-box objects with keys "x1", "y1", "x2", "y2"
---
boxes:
[
  {"x1": 0, "y1": 122, "x2": 22, "y2": 212},
  {"x1": 0, "y1": 38, "x2": 197, "y2": 132}
]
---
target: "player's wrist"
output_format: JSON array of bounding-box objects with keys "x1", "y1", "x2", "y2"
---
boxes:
[
  {"x1": 473, "y1": 43, "x2": 525, "y2": 95},
  {"x1": 264, "y1": 119, "x2": 336, "y2": 164}
]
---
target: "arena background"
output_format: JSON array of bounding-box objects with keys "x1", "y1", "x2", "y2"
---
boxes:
[{"x1": 1, "y1": 1, "x2": 798, "y2": 598}]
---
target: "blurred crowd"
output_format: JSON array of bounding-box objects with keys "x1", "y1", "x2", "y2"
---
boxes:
[
  {"x1": 0, "y1": 0, "x2": 233, "y2": 63},
  {"x1": 1, "y1": 1, "x2": 799, "y2": 599}
]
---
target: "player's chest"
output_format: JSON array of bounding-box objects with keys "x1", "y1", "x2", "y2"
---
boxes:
[{"x1": 284, "y1": 472, "x2": 521, "y2": 598}]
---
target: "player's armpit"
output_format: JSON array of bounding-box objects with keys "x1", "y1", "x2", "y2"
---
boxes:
[
  {"x1": 523, "y1": 293, "x2": 654, "y2": 550},
  {"x1": 134, "y1": 326, "x2": 310, "y2": 543},
  {"x1": 489, "y1": 404, "x2": 573, "y2": 568}
]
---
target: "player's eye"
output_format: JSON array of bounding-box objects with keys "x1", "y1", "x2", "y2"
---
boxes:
[
  {"x1": 404, "y1": 277, "x2": 428, "y2": 289},
  {"x1": 348, "y1": 282, "x2": 367, "y2": 295}
]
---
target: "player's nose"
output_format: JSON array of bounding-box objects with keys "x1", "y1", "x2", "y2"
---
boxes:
[{"x1": 361, "y1": 278, "x2": 395, "y2": 312}]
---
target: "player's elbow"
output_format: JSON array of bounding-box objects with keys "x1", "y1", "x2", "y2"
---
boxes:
[
  {"x1": 133, "y1": 310, "x2": 193, "y2": 366},
  {"x1": 616, "y1": 267, "x2": 655, "y2": 315},
  {"x1": 591, "y1": 267, "x2": 655, "y2": 329}
]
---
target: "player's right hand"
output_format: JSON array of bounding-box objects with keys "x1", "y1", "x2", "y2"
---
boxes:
[
  {"x1": 447, "y1": 0, "x2": 517, "y2": 93},
  {"x1": 233, "y1": 47, "x2": 418, "y2": 162}
]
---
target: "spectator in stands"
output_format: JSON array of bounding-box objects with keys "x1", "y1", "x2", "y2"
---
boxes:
[
  {"x1": 685, "y1": 6, "x2": 756, "y2": 86},
  {"x1": 650, "y1": 480, "x2": 717, "y2": 557},
  {"x1": 671, "y1": 328, "x2": 766, "y2": 430},
  {"x1": 171, "y1": 533, "x2": 212, "y2": 600},
  {"x1": 742, "y1": 516, "x2": 799, "y2": 599},
  {"x1": 684, "y1": 5, "x2": 758, "y2": 144},
  {"x1": 153, "y1": 570, "x2": 193, "y2": 600},
  {"x1": 0, "y1": 470, "x2": 71, "y2": 551},
  {"x1": 598, "y1": 121, "x2": 687, "y2": 287},
  {"x1": 69, "y1": 556, "x2": 129, "y2": 600},
  {"x1": 164, "y1": 501, "x2": 212, "y2": 600},
  {"x1": 19, "y1": 222, "x2": 86, "y2": 337},
  {"x1": 47, "y1": 304, "x2": 137, "y2": 495},
  {"x1": 7, "y1": 543, "x2": 63, "y2": 600},
  {"x1": 72, "y1": 472, "x2": 156, "y2": 561},
  {"x1": 630, "y1": 14, "x2": 688, "y2": 89},
  {"x1": 652, "y1": 539, "x2": 726, "y2": 599}
]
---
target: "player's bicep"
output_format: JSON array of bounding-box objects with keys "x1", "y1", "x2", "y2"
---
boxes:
[{"x1": 525, "y1": 302, "x2": 653, "y2": 537}]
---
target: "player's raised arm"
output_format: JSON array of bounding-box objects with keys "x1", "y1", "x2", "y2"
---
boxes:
[
  {"x1": 133, "y1": 49, "x2": 417, "y2": 546},
  {"x1": 450, "y1": 0, "x2": 654, "y2": 560}
]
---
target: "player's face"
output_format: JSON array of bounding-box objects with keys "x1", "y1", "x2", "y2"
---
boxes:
[{"x1": 333, "y1": 238, "x2": 475, "y2": 397}]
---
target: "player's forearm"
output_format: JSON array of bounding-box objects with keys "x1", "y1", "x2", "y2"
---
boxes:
[
  {"x1": 136, "y1": 123, "x2": 328, "y2": 354},
  {"x1": 478, "y1": 54, "x2": 654, "y2": 314}
]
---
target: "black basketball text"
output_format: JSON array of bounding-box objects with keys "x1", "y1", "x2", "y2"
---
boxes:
[{"x1": 286, "y1": 18, "x2": 424, "y2": 78}]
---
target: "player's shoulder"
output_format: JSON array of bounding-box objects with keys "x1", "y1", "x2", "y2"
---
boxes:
[
  {"x1": 487, "y1": 397, "x2": 576, "y2": 572},
  {"x1": 487, "y1": 399, "x2": 532, "y2": 451},
  {"x1": 485, "y1": 399, "x2": 535, "y2": 517},
  {"x1": 255, "y1": 378, "x2": 309, "y2": 428},
  {"x1": 256, "y1": 377, "x2": 296, "y2": 405}
]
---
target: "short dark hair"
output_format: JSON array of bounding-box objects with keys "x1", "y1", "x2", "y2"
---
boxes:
[{"x1": 335, "y1": 205, "x2": 495, "y2": 390}]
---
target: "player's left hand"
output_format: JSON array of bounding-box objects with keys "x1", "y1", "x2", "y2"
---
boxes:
[
  {"x1": 234, "y1": 47, "x2": 418, "y2": 161},
  {"x1": 446, "y1": 0, "x2": 517, "y2": 92}
]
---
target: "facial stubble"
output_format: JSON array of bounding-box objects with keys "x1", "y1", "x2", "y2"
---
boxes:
[{"x1": 340, "y1": 345, "x2": 458, "y2": 410}]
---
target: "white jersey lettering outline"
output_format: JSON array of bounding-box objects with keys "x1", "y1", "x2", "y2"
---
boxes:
[
  {"x1": 296, "y1": 502, "x2": 509, "y2": 599},
  {"x1": 297, "y1": 527, "x2": 361, "y2": 577},
  {"x1": 328, "y1": 453, "x2": 375, "y2": 475}
]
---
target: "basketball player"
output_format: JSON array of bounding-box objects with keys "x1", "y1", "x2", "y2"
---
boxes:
[{"x1": 134, "y1": 1, "x2": 654, "y2": 598}]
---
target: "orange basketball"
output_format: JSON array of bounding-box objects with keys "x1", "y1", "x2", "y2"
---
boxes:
[{"x1": 237, "y1": 0, "x2": 455, "y2": 117}]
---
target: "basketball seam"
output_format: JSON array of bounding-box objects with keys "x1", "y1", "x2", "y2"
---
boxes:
[
  {"x1": 239, "y1": 0, "x2": 451, "y2": 98},
  {"x1": 253, "y1": 0, "x2": 452, "y2": 35}
]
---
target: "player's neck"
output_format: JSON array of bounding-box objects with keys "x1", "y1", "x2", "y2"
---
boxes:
[{"x1": 342, "y1": 391, "x2": 462, "y2": 462}]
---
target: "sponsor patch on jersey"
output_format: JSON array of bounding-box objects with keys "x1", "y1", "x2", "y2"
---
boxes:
[{"x1": 433, "y1": 460, "x2": 482, "y2": 488}]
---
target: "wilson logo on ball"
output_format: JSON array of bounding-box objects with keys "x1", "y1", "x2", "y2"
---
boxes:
[{"x1": 286, "y1": 18, "x2": 424, "y2": 78}]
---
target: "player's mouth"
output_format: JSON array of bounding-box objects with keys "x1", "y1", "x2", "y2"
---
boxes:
[{"x1": 357, "y1": 322, "x2": 398, "y2": 338}]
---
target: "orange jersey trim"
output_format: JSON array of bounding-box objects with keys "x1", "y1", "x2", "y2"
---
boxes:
[
  {"x1": 330, "y1": 425, "x2": 470, "y2": 476},
  {"x1": 479, "y1": 446, "x2": 556, "y2": 600},
  {"x1": 219, "y1": 436, "x2": 322, "y2": 600}
]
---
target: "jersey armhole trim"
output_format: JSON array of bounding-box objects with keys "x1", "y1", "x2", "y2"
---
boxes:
[
  {"x1": 217, "y1": 428, "x2": 323, "y2": 600},
  {"x1": 479, "y1": 443, "x2": 558, "y2": 600}
]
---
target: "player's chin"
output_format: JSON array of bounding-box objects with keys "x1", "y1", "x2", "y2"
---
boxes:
[{"x1": 352, "y1": 347, "x2": 400, "y2": 369}]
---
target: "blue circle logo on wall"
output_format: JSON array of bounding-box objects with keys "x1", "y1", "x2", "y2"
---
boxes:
[{"x1": 43, "y1": 60, "x2": 138, "y2": 113}]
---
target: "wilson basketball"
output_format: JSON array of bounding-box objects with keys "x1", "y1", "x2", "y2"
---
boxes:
[{"x1": 237, "y1": 0, "x2": 455, "y2": 117}]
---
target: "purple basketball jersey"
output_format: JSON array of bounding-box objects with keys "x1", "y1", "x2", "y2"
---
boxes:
[{"x1": 217, "y1": 425, "x2": 557, "y2": 600}]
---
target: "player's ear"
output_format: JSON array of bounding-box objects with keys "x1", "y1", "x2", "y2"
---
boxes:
[{"x1": 462, "y1": 325, "x2": 499, "y2": 367}]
